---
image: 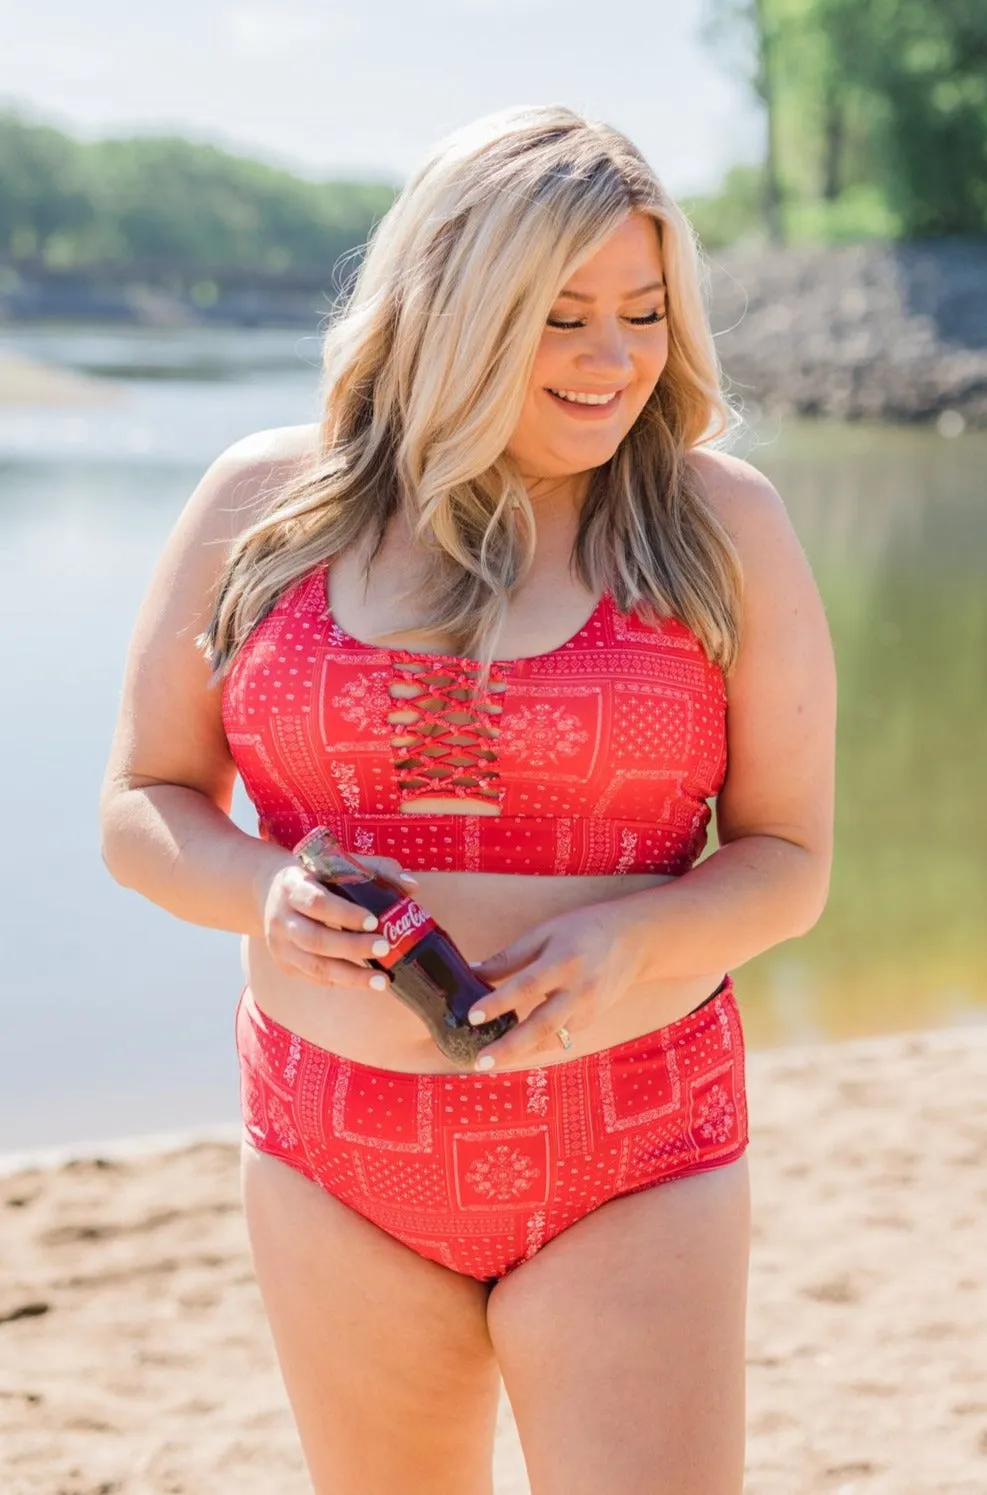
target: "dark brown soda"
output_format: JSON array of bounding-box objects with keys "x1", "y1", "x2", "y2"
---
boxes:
[{"x1": 293, "y1": 828, "x2": 518, "y2": 1066}]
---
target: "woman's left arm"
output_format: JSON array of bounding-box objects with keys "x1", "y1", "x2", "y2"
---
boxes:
[
  {"x1": 468, "y1": 455, "x2": 836, "y2": 1064},
  {"x1": 611, "y1": 451, "x2": 837, "y2": 979}
]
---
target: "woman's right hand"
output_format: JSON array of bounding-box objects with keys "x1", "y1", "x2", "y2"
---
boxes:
[{"x1": 253, "y1": 856, "x2": 418, "y2": 990}]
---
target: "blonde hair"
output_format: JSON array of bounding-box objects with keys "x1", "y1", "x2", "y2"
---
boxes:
[{"x1": 199, "y1": 104, "x2": 743, "y2": 681}]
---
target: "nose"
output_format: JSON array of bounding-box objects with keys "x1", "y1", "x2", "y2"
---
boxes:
[{"x1": 575, "y1": 320, "x2": 634, "y2": 381}]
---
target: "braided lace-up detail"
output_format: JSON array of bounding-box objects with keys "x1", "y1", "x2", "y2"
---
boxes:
[{"x1": 387, "y1": 658, "x2": 506, "y2": 808}]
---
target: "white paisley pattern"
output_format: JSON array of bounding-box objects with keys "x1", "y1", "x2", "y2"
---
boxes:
[
  {"x1": 330, "y1": 672, "x2": 391, "y2": 735},
  {"x1": 465, "y1": 1145, "x2": 541, "y2": 1201},
  {"x1": 282, "y1": 1033, "x2": 302, "y2": 1087},
  {"x1": 695, "y1": 1084, "x2": 736, "y2": 1144},
  {"x1": 524, "y1": 1209, "x2": 548, "y2": 1259},
  {"x1": 614, "y1": 827, "x2": 639, "y2": 874},
  {"x1": 525, "y1": 1070, "x2": 549, "y2": 1116},
  {"x1": 496, "y1": 704, "x2": 589, "y2": 768},
  {"x1": 352, "y1": 826, "x2": 375, "y2": 856},
  {"x1": 266, "y1": 1095, "x2": 299, "y2": 1150},
  {"x1": 330, "y1": 759, "x2": 360, "y2": 813}
]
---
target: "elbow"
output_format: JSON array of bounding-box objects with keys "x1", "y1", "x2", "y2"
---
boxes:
[
  {"x1": 99, "y1": 824, "x2": 125, "y2": 889},
  {"x1": 100, "y1": 835, "x2": 126, "y2": 888},
  {"x1": 794, "y1": 898, "x2": 827, "y2": 938},
  {"x1": 98, "y1": 786, "x2": 134, "y2": 889},
  {"x1": 792, "y1": 848, "x2": 832, "y2": 935}
]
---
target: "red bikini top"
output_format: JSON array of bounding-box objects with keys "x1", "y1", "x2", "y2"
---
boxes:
[{"x1": 221, "y1": 560, "x2": 727, "y2": 877}]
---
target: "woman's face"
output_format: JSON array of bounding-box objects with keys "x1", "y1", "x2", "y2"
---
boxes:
[{"x1": 507, "y1": 210, "x2": 669, "y2": 487}]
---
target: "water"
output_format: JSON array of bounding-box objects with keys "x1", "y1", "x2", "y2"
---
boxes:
[
  {"x1": 739, "y1": 420, "x2": 987, "y2": 1048},
  {"x1": 1, "y1": 326, "x2": 984, "y2": 1150}
]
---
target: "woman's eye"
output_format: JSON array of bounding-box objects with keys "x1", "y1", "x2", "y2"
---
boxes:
[{"x1": 546, "y1": 310, "x2": 667, "y2": 330}]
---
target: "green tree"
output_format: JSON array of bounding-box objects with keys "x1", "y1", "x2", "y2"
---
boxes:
[
  {"x1": 818, "y1": 0, "x2": 987, "y2": 236},
  {"x1": 702, "y1": 0, "x2": 787, "y2": 242},
  {"x1": 702, "y1": 0, "x2": 987, "y2": 242},
  {"x1": 0, "y1": 111, "x2": 398, "y2": 272},
  {"x1": 700, "y1": 0, "x2": 987, "y2": 244}
]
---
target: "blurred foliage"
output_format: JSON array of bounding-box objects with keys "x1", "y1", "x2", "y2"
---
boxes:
[
  {"x1": 682, "y1": 165, "x2": 767, "y2": 250},
  {"x1": 0, "y1": 112, "x2": 398, "y2": 271},
  {"x1": 696, "y1": 0, "x2": 987, "y2": 244}
]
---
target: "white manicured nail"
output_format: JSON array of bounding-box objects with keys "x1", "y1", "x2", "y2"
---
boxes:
[
  {"x1": 468, "y1": 1009, "x2": 486, "y2": 1026},
  {"x1": 399, "y1": 871, "x2": 419, "y2": 884},
  {"x1": 369, "y1": 973, "x2": 388, "y2": 990},
  {"x1": 362, "y1": 914, "x2": 379, "y2": 931},
  {"x1": 371, "y1": 939, "x2": 390, "y2": 958},
  {"x1": 475, "y1": 1054, "x2": 495, "y2": 1071}
]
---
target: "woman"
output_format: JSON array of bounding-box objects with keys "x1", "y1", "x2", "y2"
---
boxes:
[{"x1": 100, "y1": 105, "x2": 835, "y2": 1495}]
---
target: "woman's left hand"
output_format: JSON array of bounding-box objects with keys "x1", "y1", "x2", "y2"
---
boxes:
[{"x1": 465, "y1": 903, "x2": 644, "y2": 1070}]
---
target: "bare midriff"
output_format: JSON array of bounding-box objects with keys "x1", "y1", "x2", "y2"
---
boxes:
[{"x1": 241, "y1": 865, "x2": 727, "y2": 1074}]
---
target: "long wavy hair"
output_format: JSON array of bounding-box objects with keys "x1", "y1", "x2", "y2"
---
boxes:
[{"x1": 198, "y1": 104, "x2": 743, "y2": 682}]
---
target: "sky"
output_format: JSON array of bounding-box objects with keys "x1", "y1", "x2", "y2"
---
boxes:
[{"x1": 0, "y1": 0, "x2": 761, "y2": 196}]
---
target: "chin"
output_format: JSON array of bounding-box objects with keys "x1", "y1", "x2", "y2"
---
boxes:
[{"x1": 561, "y1": 434, "x2": 629, "y2": 462}]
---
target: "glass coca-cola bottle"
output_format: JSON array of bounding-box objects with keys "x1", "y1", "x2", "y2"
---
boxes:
[{"x1": 293, "y1": 827, "x2": 518, "y2": 1065}]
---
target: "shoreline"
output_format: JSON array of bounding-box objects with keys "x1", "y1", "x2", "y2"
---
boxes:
[
  {"x1": 0, "y1": 1122, "x2": 243, "y2": 1181},
  {"x1": 3, "y1": 1015, "x2": 985, "y2": 1178}
]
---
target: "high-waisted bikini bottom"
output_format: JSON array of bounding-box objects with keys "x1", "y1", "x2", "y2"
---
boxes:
[{"x1": 234, "y1": 975, "x2": 749, "y2": 1283}]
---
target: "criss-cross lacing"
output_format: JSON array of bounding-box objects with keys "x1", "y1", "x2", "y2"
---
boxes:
[{"x1": 387, "y1": 658, "x2": 506, "y2": 807}]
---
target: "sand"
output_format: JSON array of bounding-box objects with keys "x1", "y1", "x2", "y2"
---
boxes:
[
  {"x1": 0, "y1": 348, "x2": 128, "y2": 407},
  {"x1": 2, "y1": 1023, "x2": 986, "y2": 1495}
]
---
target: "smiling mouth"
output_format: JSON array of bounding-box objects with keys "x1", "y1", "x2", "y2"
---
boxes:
[{"x1": 546, "y1": 387, "x2": 623, "y2": 406}]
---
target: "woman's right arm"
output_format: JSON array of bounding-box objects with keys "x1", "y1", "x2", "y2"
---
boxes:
[
  {"x1": 98, "y1": 427, "x2": 404, "y2": 989},
  {"x1": 99, "y1": 430, "x2": 306, "y2": 935}
]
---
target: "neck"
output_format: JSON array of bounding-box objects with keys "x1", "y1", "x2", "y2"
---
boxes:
[{"x1": 522, "y1": 468, "x2": 591, "y2": 513}]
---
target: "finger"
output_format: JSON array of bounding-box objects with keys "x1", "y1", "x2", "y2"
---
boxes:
[
  {"x1": 279, "y1": 946, "x2": 392, "y2": 992},
  {"x1": 466, "y1": 959, "x2": 560, "y2": 1028},
  {"x1": 470, "y1": 928, "x2": 549, "y2": 985},
  {"x1": 288, "y1": 877, "x2": 386, "y2": 933},
  {"x1": 473, "y1": 989, "x2": 580, "y2": 1071},
  {"x1": 283, "y1": 913, "x2": 393, "y2": 967},
  {"x1": 356, "y1": 855, "x2": 419, "y2": 890}
]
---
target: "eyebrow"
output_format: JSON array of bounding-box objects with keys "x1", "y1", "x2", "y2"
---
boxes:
[{"x1": 556, "y1": 280, "x2": 666, "y2": 304}]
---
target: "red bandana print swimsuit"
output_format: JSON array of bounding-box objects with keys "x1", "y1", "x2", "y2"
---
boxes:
[{"x1": 224, "y1": 561, "x2": 749, "y2": 1281}]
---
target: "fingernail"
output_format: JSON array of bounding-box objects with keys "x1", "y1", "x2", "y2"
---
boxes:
[
  {"x1": 475, "y1": 1054, "x2": 495, "y2": 1071},
  {"x1": 399, "y1": 871, "x2": 419, "y2": 884},
  {"x1": 369, "y1": 973, "x2": 388, "y2": 990},
  {"x1": 468, "y1": 1008, "x2": 486, "y2": 1026},
  {"x1": 362, "y1": 914, "x2": 379, "y2": 931},
  {"x1": 371, "y1": 939, "x2": 390, "y2": 958},
  {"x1": 468, "y1": 960, "x2": 482, "y2": 969}
]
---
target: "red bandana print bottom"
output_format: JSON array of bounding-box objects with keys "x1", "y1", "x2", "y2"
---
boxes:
[{"x1": 235, "y1": 977, "x2": 749, "y2": 1282}]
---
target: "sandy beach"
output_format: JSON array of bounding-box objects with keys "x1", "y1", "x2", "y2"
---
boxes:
[
  {"x1": 2, "y1": 1022, "x2": 986, "y2": 1495},
  {"x1": 0, "y1": 348, "x2": 128, "y2": 407}
]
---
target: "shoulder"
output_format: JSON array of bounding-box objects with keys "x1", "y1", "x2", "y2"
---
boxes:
[
  {"x1": 685, "y1": 444, "x2": 809, "y2": 598},
  {"x1": 218, "y1": 420, "x2": 321, "y2": 470},
  {"x1": 203, "y1": 421, "x2": 321, "y2": 526},
  {"x1": 684, "y1": 446, "x2": 789, "y2": 548},
  {"x1": 138, "y1": 423, "x2": 322, "y2": 639}
]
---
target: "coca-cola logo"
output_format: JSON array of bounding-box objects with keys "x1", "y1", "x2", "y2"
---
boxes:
[{"x1": 382, "y1": 899, "x2": 429, "y2": 947}]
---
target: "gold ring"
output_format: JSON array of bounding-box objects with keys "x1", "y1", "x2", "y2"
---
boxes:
[{"x1": 556, "y1": 1026, "x2": 572, "y2": 1050}]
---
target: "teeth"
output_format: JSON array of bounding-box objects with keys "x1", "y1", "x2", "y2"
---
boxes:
[{"x1": 549, "y1": 389, "x2": 619, "y2": 406}]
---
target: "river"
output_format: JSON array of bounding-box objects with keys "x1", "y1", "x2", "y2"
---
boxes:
[{"x1": 1, "y1": 325, "x2": 984, "y2": 1151}]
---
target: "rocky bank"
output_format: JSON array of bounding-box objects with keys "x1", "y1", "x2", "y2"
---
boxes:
[{"x1": 708, "y1": 239, "x2": 987, "y2": 427}]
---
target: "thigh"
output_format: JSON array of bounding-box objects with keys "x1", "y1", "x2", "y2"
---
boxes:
[
  {"x1": 486, "y1": 1157, "x2": 751, "y2": 1495},
  {"x1": 241, "y1": 1144, "x2": 502, "y2": 1495}
]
